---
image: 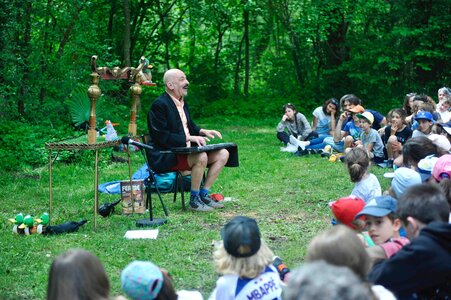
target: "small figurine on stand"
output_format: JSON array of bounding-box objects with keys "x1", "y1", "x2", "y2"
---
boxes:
[
  {"x1": 138, "y1": 57, "x2": 155, "y2": 86},
  {"x1": 104, "y1": 120, "x2": 118, "y2": 141}
]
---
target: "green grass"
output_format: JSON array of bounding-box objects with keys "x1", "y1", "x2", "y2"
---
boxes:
[{"x1": 0, "y1": 120, "x2": 391, "y2": 299}]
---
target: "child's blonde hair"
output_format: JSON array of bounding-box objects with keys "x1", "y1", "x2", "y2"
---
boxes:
[
  {"x1": 213, "y1": 240, "x2": 274, "y2": 278},
  {"x1": 345, "y1": 147, "x2": 370, "y2": 183}
]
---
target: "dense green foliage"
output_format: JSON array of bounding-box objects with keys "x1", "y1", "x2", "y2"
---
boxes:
[{"x1": 0, "y1": 0, "x2": 449, "y2": 170}]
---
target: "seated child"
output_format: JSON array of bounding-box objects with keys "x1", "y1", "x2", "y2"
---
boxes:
[
  {"x1": 344, "y1": 147, "x2": 382, "y2": 202},
  {"x1": 355, "y1": 196, "x2": 409, "y2": 260},
  {"x1": 209, "y1": 216, "x2": 282, "y2": 300},
  {"x1": 333, "y1": 105, "x2": 365, "y2": 153},
  {"x1": 385, "y1": 167, "x2": 422, "y2": 199},
  {"x1": 412, "y1": 111, "x2": 434, "y2": 138},
  {"x1": 277, "y1": 103, "x2": 317, "y2": 152},
  {"x1": 330, "y1": 196, "x2": 375, "y2": 247},
  {"x1": 354, "y1": 111, "x2": 385, "y2": 164},
  {"x1": 121, "y1": 260, "x2": 203, "y2": 300},
  {"x1": 383, "y1": 108, "x2": 412, "y2": 169}
]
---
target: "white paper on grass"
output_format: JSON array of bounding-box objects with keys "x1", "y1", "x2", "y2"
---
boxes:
[{"x1": 124, "y1": 229, "x2": 159, "y2": 239}]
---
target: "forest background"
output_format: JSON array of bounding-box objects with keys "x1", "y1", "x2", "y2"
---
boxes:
[{"x1": 0, "y1": 0, "x2": 450, "y2": 170}]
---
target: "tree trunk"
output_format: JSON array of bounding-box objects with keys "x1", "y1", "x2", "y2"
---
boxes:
[
  {"x1": 234, "y1": 35, "x2": 244, "y2": 95},
  {"x1": 39, "y1": 0, "x2": 54, "y2": 104},
  {"x1": 123, "y1": 0, "x2": 131, "y2": 66},
  {"x1": 18, "y1": 0, "x2": 32, "y2": 117},
  {"x1": 107, "y1": 0, "x2": 117, "y2": 39},
  {"x1": 56, "y1": 1, "x2": 87, "y2": 59},
  {"x1": 243, "y1": 2, "x2": 250, "y2": 97}
]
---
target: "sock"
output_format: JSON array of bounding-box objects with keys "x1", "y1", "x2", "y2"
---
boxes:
[
  {"x1": 190, "y1": 190, "x2": 199, "y2": 199},
  {"x1": 200, "y1": 188, "x2": 209, "y2": 196}
]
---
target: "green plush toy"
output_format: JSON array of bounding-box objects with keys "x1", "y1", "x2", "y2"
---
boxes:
[
  {"x1": 18, "y1": 215, "x2": 34, "y2": 235},
  {"x1": 9, "y1": 213, "x2": 24, "y2": 234},
  {"x1": 35, "y1": 213, "x2": 50, "y2": 234}
]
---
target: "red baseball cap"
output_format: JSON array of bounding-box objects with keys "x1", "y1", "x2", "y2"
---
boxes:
[{"x1": 330, "y1": 196, "x2": 366, "y2": 229}]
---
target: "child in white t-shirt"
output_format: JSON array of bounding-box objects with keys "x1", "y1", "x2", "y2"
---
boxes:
[
  {"x1": 209, "y1": 216, "x2": 282, "y2": 300},
  {"x1": 344, "y1": 147, "x2": 381, "y2": 202}
]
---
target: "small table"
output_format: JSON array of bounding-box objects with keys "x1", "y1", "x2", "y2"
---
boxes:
[{"x1": 45, "y1": 136, "x2": 119, "y2": 230}]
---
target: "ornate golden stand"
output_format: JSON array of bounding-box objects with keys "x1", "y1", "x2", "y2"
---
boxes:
[
  {"x1": 88, "y1": 55, "x2": 155, "y2": 142},
  {"x1": 45, "y1": 138, "x2": 119, "y2": 230}
]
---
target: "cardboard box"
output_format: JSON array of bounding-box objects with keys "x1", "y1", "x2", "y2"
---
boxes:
[{"x1": 120, "y1": 180, "x2": 145, "y2": 214}]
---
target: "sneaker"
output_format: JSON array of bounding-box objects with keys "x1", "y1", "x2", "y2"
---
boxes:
[
  {"x1": 189, "y1": 195, "x2": 213, "y2": 212},
  {"x1": 289, "y1": 135, "x2": 306, "y2": 150},
  {"x1": 280, "y1": 143, "x2": 298, "y2": 153},
  {"x1": 308, "y1": 149, "x2": 322, "y2": 154},
  {"x1": 273, "y1": 256, "x2": 290, "y2": 281},
  {"x1": 386, "y1": 159, "x2": 394, "y2": 169},
  {"x1": 200, "y1": 193, "x2": 224, "y2": 209}
]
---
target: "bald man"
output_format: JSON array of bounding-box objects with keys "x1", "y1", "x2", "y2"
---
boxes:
[{"x1": 147, "y1": 69, "x2": 229, "y2": 212}]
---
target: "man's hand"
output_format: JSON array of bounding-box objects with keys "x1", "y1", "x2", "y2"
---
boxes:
[
  {"x1": 201, "y1": 129, "x2": 223, "y2": 139},
  {"x1": 282, "y1": 114, "x2": 288, "y2": 122},
  {"x1": 189, "y1": 135, "x2": 209, "y2": 146}
]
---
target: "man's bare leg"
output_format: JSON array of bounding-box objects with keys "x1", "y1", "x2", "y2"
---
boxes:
[
  {"x1": 203, "y1": 149, "x2": 229, "y2": 190},
  {"x1": 187, "y1": 152, "x2": 208, "y2": 190}
]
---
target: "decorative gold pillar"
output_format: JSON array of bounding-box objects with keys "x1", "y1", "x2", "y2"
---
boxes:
[
  {"x1": 87, "y1": 73, "x2": 101, "y2": 144},
  {"x1": 128, "y1": 82, "x2": 142, "y2": 136}
]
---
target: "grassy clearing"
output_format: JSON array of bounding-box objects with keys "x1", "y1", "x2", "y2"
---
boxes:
[{"x1": 0, "y1": 120, "x2": 390, "y2": 299}]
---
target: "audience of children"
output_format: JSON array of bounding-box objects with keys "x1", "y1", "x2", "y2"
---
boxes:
[
  {"x1": 344, "y1": 147, "x2": 382, "y2": 202},
  {"x1": 369, "y1": 184, "x2": 451, "y2": 299},
  {"x1": 209, "y1": 216, "x2": 282, "y2": 300},
  {"x1": 43, "y1": 89, "x2": 451, "y2": 300}
]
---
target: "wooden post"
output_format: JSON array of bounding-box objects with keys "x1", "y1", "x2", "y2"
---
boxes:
[
  {"x1": 128, "y1": 82, "x2": 142, "y2": 136},
  {"x1": 87, "y1": 73, "x2": 101, "y2": 144}
]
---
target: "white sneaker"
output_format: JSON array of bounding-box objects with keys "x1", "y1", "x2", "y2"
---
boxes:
[
  {"x1": 280, "y1": 143, "x2": 298, "y2": 153},
  {"x1": 289, "y1": 135, "x2": 304, "y2": 150}
]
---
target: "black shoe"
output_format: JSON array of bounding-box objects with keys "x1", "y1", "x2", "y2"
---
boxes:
[
  {"x1": 386, "y1": 159, "x2": 394, "y2": 169},
  {"x1": 308, "y1": 149, "x2": 321, "y2": 154},
  {"x1": 294, "y1": 149, "x2": 309, "y2": 157},
  {"x1": 320, "y1": 151, "x2": 331, "y2": 157},
  {"x1": 200, "y1": 193, "x2": 224, "y2": 208}
]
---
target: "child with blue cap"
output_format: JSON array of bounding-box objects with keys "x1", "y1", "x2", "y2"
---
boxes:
[{"x1": 355, "y1": 196, "x2": 409, "y2": 260}]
